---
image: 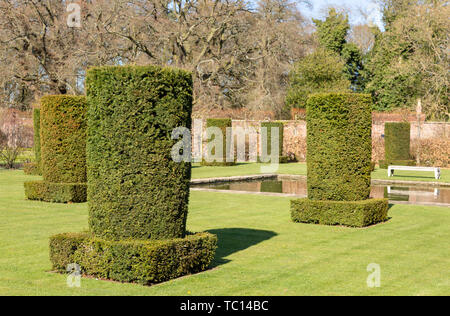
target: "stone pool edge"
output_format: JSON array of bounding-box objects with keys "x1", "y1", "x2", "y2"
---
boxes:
[{"x1": 191, "y1": 174, "x2": 450, "y2": 187}]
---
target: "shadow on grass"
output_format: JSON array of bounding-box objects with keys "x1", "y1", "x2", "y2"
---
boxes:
[{"x1": 207, "y1": 228, "x2": 277, "y2": 267}]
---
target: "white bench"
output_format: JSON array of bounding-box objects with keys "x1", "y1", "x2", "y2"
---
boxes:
[{"x1": 388, "y1": 165, "x2": 441, "y2": 180}]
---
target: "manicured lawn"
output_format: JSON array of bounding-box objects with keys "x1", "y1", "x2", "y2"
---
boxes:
[
  {"x1": 192, "y1": 162, "x2": 450, "y2": 183},
  {"x1": 0, "y1": 169, "x2": 449, "y2": 296},
  {"x1": 191, "y1": 162, "x2": 308, "y2": 179}
]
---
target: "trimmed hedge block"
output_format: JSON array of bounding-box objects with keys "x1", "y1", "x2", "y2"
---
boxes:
[
  {"x1": 23, "y1": 163, "x2": 41, "y2": 176},
  {"x1": 292, "y1": 93, "x2": 388, "y2": 228},
  {"x1": 306, "y1": 93, "x2": 373, "y2": 201},
  {"x1": 379, "y1": 159, "x2": 416, "y2": 169},
  {"x1": 381, "y1": 122, "x2": 414, "y2": 169},
  {"x1": 41, "y1": 96, "x2": 87, "y2": 184},
  {"x1": 25, "y1": 96, "x2": 87, "y2": 203},
  {"x1": 384, "y1": 122, "x2": 411, "y2": 161},
  {"x1": 291, "y1": 198, "x2": 389, "y2": 227},
  {"x1": 24, "y1": 181, "x2": 87, "y2": 203},
  {"x1": 49, "y1": 232, "x2": 217, "y2": 285},
  {"x1": 259, "y1": 122, "x2": 286, "y2": 163},
  {"x1": 202, "y1": 118, "x2": 236, "y2": 166},
  {"x1": 86, "y1": 65, "x2": 194, "y2": 241}
]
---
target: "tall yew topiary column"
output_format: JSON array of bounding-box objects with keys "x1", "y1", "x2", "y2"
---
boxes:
[
  {"x1": 291, "y1": 93, "x2": 389, "y2": 227},
  {"x1": 379, "y1": 122, "x2": 415, "y2": 169},
  {"x1": 49, "y1": 65, "x2": 217, "y2": 285},
  {"x1": 24, "y1": 96, "x2": 87, "y2": 202}
]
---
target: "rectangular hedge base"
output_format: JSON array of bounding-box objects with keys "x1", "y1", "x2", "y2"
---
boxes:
[
  {"x1": 49, "y1": 232, "x2": 217, "y2": 285},
  {"x1": 24, "y1": 181, "x2": 87, "y2": 203},
  {"x1": 291, "y1": 198, "x2": 389, "y2": 227}
]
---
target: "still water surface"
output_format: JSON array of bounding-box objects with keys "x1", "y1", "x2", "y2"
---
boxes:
[{"x1": 196, "y1": 178, "x2": 450, "y2": 205}]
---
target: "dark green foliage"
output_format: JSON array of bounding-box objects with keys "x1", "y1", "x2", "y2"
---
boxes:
[
  {"x1": 380, "y1": 122, "x2": 415, "y2": 169},
  {"x1": 307, "y1": 93, "x2": 373, "y2": 201},
  {"x1": 311, "y1": 8, "x2": 366, "y2": 93},
  {"x1": 384, "y1": 122, "x2": 411, "y2": 161},
  {"x1": 40, "y1": 96, "x2": 87, "y2": 184},
  {"x1": 86, "y1": 65, "x2": 194, "y2": 241},
  {"x1": 379, "y1": 159, "x2": 416, "y2": 169},
  {"x1": 342, "y1": 43, "x2": 365, "y2": 91},
  {"x1": 291, "y1": 198, "x2": 389, "y2": 227},
  {"x1": 24, "y1": 181, "x2": 87, "y2": 203},
  {"x1": 23, "y1": 163, "x2": 41, "y2": 176},
  {"x1": 260, "y1": 122, "x2": 284, "y2": 161},
  {"x1": 313, "y1": 8, "x2": 350, "y2": 55},
  {"x1": 286, "y1": 48, "x2": 350, "y2": 110},
  {"x1": 363, "y1": 20, "x2": 420, "y2": 112},
  {"x1": 49, "y1": 232, "x2": 217, "y2": 285},
  {"x1": 33, "y1": 108, "x2": 42, "y2": 174},
  {"x1": 202, "y1": 118, "x2": 236, "y2": 166}
]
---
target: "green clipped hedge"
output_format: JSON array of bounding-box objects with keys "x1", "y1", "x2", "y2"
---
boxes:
[
  {"x1": 23, "y1": 163, "x2": 41, "y2": 176},
  {"x1": 379, "y1": 159, "x2": 416, "y2": 169},
  {"x1": 24, "y1": 181, "x2": 87, "y2": 203},
  {"x1": 291, "y1": 198, "x2": 389, "y2": 227},
  {"x1": 86, "y1": 65, "x2": 194, "y2": 241},
  {"x1": 25, "y1": 96, "x2": 87, "y2": 203},
  {"x1": 385, "y1": 122, "x2": 411, "y2": 160},
  {"x1": 33, "y1": 108, "x2": 42, "y2": 174},
  {"x1": 49, "y1": 232, "x2": 217, "y2": 285},
  {"x1": 202, "y1": 118, "x2": 236, "y2": 166},
  {"x1": 40, "y1": 96, "x2": 87, "y2": 184},
  {"x1": 292, "y1": 93, "x2": 389, "y2": 228},
  {"x1": 381, "y1": 122, "x2": 415, "y2": 169},
  {"x1": 259, "y1": 122, "x2": 288, "y2": 164},
  {"x1": 306, "y1": 93, "x2": 373, "y2": 201}
]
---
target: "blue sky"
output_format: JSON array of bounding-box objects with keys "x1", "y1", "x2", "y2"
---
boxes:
[{"x1": 298, "y1": 0, "x2": 384, "y2": 29}]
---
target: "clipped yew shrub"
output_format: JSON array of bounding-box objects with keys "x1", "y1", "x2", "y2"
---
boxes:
[
  {"x1": 307, "y1": 93, "x2": 373, "y2": 201},
  {"x1": 291, "y1": 93, "x2": 388, "y2": 227},
  {"x1": 87, "y1": 66, "x2": 193, "y2": 241},
  {"x1": 379, "y1": 122, "x2": 415, "y2": 169},
  {"x1": 24, "y1": 96, "x2": 87, "y2": 203},
  {"x1": 49, "y1": 65, "x2": 216, "y2": 284},
  {"x1": 259, "y1": 122, "x2": 289, "y2": 164},
  {"x1": 202, "y1": 118, "x2": 236, "y2": 166},
  {"x1": 24, "y1": 109, "x2": 42, "y2": 175}
]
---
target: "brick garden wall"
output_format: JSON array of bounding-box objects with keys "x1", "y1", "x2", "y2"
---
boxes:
[{"x1": 193, "y1": 118, "x2": 450, "y2": 167}]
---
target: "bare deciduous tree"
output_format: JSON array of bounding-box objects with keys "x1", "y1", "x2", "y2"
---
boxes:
[{"x1": 0, "y1": 109, "x2": 28, "y2": 168}]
